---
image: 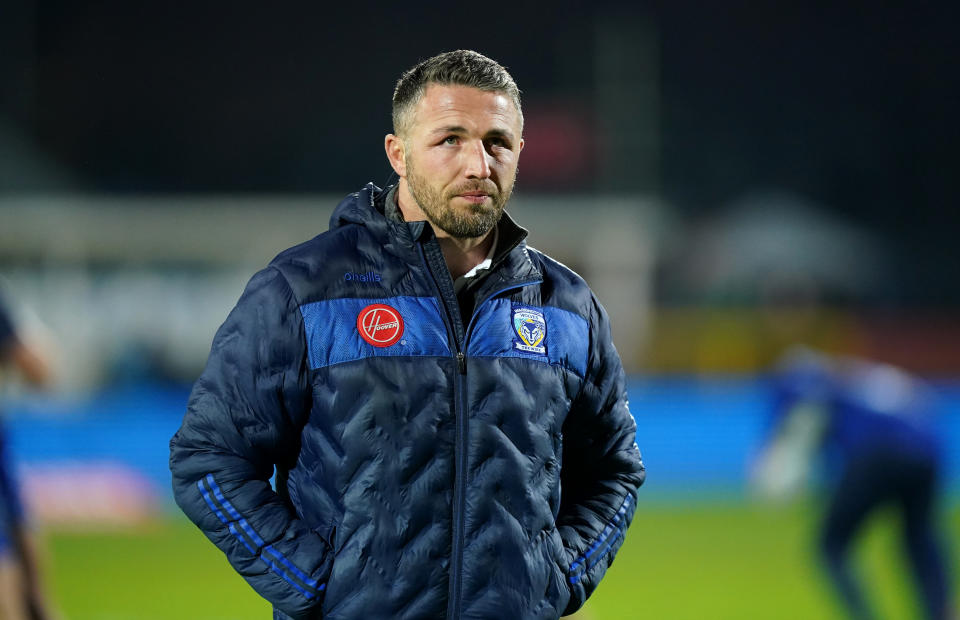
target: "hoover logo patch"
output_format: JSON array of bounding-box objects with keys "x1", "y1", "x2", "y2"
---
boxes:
[
  {"x1": 512, "y1": 305, "x2": 547, "y2": 355},
  {"x1": 357, "y1": 304, "x2": 404, "y2": 347}
]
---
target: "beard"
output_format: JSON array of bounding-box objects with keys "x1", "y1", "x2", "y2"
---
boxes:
[{"x1": 405, "y1": 156, "x2": 515, "y2": 240}]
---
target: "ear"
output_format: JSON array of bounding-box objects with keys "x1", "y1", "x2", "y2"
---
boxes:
[
  {"x1": 384, "y1": 134, "x2": 407, "y2": 177},
  {"x1": 517, "y1": 137, "x2": 524, "y2": 155}
]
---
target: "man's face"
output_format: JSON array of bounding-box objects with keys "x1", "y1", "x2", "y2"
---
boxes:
[{"x1": 400, "y1": 84, "x2": 523, "y2": 239}]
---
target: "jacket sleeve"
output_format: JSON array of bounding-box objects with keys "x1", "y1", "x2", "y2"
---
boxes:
[
  {"x1": 557, "y1": 294, "x2": 645, "y2": 615},
  {"x1": 169, "y1": 267, "x2": 332, "y2": 619}
]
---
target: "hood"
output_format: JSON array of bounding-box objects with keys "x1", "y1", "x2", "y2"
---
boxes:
[
  {"x1": 329, "y1": 182, "x2": 385, "y2": 231},
  {"x1": 328, "y1": 182, "x2": 426, "y2": 261}
]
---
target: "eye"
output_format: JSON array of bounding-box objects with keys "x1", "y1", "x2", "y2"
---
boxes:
[
  {"x1": 442, "y1": 135, "x2": 459, "y2": 145},
  {"x1": 486, "y1": 137, "x2": 510, "y2": 150}
]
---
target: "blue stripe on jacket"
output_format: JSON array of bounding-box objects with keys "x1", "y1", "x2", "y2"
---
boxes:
[
  {"x1": 567, "y1": 493, "x2": 634, "y2": 584},
  {"x1": 299, "y1": 296, "x2": 450, "y2": 370},
  {"x1": 299, "y1": 295, "x2": 589, "y2": 377},
  {"x1": 198, "y1": 474, "x2": 323, "y2": 599},
  {"x1": 468, "y1": 299, "x2": 589, "y2": 377}
]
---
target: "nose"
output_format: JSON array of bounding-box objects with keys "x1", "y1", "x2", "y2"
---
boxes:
[{"x1": 463, "y1": 139, "x2": 492, "y2": 179}]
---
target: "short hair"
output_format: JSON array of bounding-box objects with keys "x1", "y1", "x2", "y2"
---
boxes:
[{"x1": 392, "y1": 50, "x2": 523, "y2": 136}]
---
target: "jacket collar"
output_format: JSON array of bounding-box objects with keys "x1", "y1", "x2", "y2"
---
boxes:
[{"x1": 330, "y1": 182, "x2": 541, "y2": 283}]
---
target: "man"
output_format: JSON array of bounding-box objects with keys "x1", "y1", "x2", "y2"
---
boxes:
[
  {"x1": 170, "y1": 50, "x2": 645, "y2": 620},
  {"x1": 0, "y1": 293, "x2": 56, "y2": 620},
  {"x1": 753, "y1": 347, "x2": 953, "y2": 620}
]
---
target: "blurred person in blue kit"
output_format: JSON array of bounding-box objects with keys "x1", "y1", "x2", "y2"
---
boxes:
[
  {"x1": 753, "y1": 347, "x2": 954, "y2": 620},
  {"x1": 170, "y1": 50, "x2": 644, "y2": 619},
  {"x1": 0, "y1": 293, "x2": 56, "y2": 620}
]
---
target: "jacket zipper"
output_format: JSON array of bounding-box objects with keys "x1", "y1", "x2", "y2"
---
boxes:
[
  {"x1": 415, "y1": 243, "x2": 467, "y2": 620},
  {"x1": 450, "y1": 351, "x2": 468, "y2": 620},
  {"x1": 449, "y1": 280, "x2": 540, "y2": 618},
  {"x1": 418, "y1": 242, "x2": 542, "y2": 618}
]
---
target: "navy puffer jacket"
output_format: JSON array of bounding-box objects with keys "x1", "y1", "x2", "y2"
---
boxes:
[{"x1": 170, "y1": 183, "x2": 645, "y2": 619}]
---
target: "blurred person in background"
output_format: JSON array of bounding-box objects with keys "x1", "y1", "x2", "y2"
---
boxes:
[
  {"x1": 170, "y1": 50, "x2": 644, "y2": 619},
  {"x1": 0, "y1": 292, "x2": 56, "y2": 620},
  {"x1": 752, "y1": 347, "x2": 954, "y2": 620}
]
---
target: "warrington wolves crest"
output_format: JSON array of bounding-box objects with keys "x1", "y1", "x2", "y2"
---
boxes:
[{"x1": 512, "y1": 305, "x2": 547, "y2": 355}]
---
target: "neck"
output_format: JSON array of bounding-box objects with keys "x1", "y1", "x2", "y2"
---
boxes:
[
  {"x1": 437, "y1": 232, "x2": 494, "y2": 280},
  {"x1": 396, "y1": 179, "x2": 495, "y2": 280}
]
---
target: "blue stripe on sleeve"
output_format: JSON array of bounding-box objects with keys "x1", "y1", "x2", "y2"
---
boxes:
[
  {"x1": 199, "y1": 474, "x2": 323, "y2": 597},
  {"x1": 229, "y1": 523, "x2": 257, "y2": 555},
  {"x1": 209, "y1": 478, "x2": 268, "y2": 547},
  {"x1": 299, "y1": 296, "x2": 450, "y2": 370},
  {"x1": 263, "y1": 545, "x2": 321, "y2": 588},
  {"x1": 260, "y1": 556, "x2": 318, "y2": 600},
  {"x1": 468, "y1": 299, "x2": 589, "y2": 377},
  {"x1": 198, "y1": 479, "x2": 231, "y2": 525},
  {"x1": 567, "y1": 493, "x2": 634, "y2": 584}
]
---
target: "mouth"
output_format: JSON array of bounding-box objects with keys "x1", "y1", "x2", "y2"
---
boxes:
[{"x1": 457, "y1": 191, "x2": 490, "y2": 204}]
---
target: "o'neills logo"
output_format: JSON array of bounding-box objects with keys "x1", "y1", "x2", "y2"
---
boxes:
[
  {"x1": 356, "y1": 304, "x2": 404, "y2": 347},
  {"x1": 344, "y1": 271, "x2": 382, "y2": 283}
]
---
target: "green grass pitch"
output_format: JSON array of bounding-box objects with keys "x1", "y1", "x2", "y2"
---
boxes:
[{"x1": 43, "y1": 500, "x2": 959, "y2": 619}]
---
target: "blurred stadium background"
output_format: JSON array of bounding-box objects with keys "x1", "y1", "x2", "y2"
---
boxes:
[{"x1": 1, "y1": 2, "x2": 957, "y2": 618}]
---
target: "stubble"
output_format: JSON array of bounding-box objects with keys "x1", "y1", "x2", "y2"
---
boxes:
[{"x1": 405, "y1": 155, "x2": 515, "y2": 240}]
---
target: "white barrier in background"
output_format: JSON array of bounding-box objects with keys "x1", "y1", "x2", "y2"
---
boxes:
[{"x1": 0, "y1": 193, "x2": 663, "y2": 390}]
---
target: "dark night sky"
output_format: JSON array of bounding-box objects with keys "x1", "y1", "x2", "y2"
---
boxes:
[
  {"x1": 1, "y1": 1, "x2": 957, "y2": 302},
  {"x1": 656, "y1": 2, "x2": 958, "y2": 303}
]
